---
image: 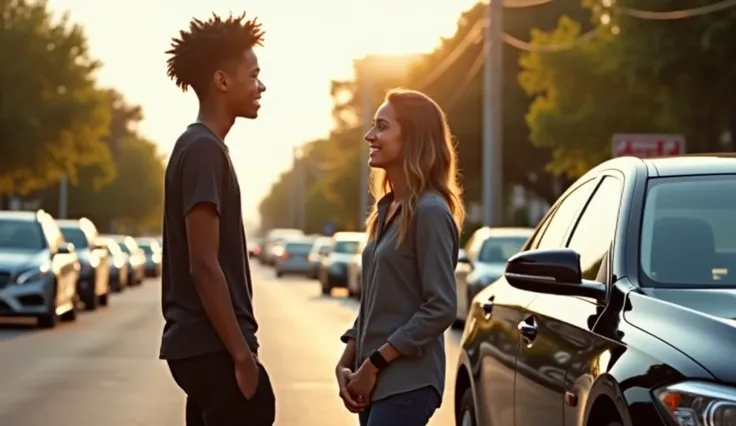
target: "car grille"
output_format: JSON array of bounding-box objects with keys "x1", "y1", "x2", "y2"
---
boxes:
[{"x1": 0, "y1": 271, "x2": 11, "y2": 290}]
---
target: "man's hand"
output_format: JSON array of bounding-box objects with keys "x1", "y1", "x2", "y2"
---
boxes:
[
  {"x1": 346, "y1": 362, "x2": 378, "y2": 404},
  {"x1": 336, "y1": 366, "x2": 366, "y2": 413},
  {"x1": 234, "y1": 354, "x2": 260, "y2": 400}
]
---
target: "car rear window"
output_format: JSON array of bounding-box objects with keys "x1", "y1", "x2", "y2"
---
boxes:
[{"x1": 285, "y1": 242, "x2": 313, "y2": 254}]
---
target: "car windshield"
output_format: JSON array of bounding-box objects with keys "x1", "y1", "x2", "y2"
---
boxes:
[
  {"x1": 0, "y1": 220, "x2": 44, "y2": 250},
  {"x1": 478, "y1": 236, "x2": 529, "y2": 263},
  {"x1": 285, "y1": 242, "x2": 313, "y2": 254},
  {"x1": 60, "y1": 227, "x2": 89, "y2": 249},
  {"x1": 640, "y1": 175, "x2": 736, "y2": 287},
  {"x1": 334, "y1": 240, "x2": 360, "y2": 254}
]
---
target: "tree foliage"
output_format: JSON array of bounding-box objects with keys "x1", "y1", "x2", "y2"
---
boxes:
[
  {"x1": 39, "y1": 90, "x2": 164, "y2": 233},
  {"x1": 0, "y1": 0, "x2": 114, "y2": 195},
  {"x1": 521, "y1": 0, "x2": 736, "y2": 178}
]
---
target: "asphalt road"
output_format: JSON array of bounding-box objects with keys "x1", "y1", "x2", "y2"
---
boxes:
[{"x1": 0, "y1": 263, "x2": 462, "y2": 426}]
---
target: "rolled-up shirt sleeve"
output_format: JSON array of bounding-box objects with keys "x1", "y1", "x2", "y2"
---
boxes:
[
  {"x1": 387, "y1": 203, "x2": 459, "y2": 357},
  {"x1": 340, "y1": 317, "x2": 358, "y2": 343}
]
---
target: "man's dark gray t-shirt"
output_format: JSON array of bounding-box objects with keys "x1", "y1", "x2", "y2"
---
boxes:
[{"x1": 159, "y1": 123, "x2": 258, "y2": 360}]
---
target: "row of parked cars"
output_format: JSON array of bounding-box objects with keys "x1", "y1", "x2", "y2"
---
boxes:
[
  {"x1": 249, "y1": 226, "x2": 537, "y2": 324},
  {"x1": 254, "y1": 154, "x2": 736, "y2": 426},
  {"x1": 0, "y1": 209, "x2": 162, "y2": 328},
  {"x1": 248, "y1": 229, "x2": 369, "y2": 296}
]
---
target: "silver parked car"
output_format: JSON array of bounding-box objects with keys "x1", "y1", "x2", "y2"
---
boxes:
[
  {"x1": 0, "y1": 210, "x2": 79, "y2": 328},
  {"x1": 275, "y1": 238, "x2": 316, "y2": 277},
  {"x1": 58, "y1": 218, "x2": 111, "y2": 310}
]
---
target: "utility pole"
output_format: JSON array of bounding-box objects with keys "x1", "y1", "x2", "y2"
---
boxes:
[
  {"x1": 58, "y1": 174, "x2": 68, "y2": 219},
  {"x1": 359, "y1": 68, "x2": 372, "y2": 230},
  {"x1": 297, "y1": 147, "x2": 306, "y2": 230},
  {"x1": 291, "y1": 147, "x2": 298, "y2": 228},
  {"x1": 482, "y1": 0, "x2": 504, "y2": 226}
]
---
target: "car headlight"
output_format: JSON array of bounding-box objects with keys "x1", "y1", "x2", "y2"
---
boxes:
[
  {"x1": 654, "y1": 381, "x2": 736, "y2": 426},
  {"x1": 15, "y1": 262, "x2": 51, "y2": 285}
]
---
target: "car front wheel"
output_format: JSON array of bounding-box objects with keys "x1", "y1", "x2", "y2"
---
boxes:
[{"x1": 458, "y1": 387, "x2": 477, "y2": 426}]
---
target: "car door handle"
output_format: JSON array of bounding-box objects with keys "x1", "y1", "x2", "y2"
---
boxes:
[
  {"x1": 517, "y1": 318, "x2": 538, "y2": 344},
  {"x1": 482, "y1": 296, "x2": 494, "y2": 314}
]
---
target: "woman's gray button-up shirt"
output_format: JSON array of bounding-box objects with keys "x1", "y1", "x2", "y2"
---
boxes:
[{"x1": 340, "y1": 191, "x2": 459, "y2": 403}]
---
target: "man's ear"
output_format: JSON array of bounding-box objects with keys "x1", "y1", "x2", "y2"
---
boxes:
[{"x1": 213, "y1": 70, "x2": 228, "y2": 92}]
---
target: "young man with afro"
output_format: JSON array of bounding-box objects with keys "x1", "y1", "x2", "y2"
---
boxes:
[{"x1": 159, "y1": 12, "x2": 273, "y2": 426}]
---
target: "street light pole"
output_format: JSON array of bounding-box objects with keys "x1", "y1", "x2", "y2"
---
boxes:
[
  {"x1": 360, "y1": 70, "x2": 372, "y2": 230},
  {"x1": 59, "y1": 174, "x2": 68, "y2": 219},
  {"x1": 482, "y1": 0, "x2": 504, "y2": 226}
]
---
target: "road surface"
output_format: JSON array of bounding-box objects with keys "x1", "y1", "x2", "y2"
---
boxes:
[{"x1": 0, "y1": 263, "x2": 462, "y2": 426}]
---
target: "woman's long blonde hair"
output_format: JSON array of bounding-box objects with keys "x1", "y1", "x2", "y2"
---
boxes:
[{"x1": 365, "y1": 89, "x2": 465, "y2": 244}]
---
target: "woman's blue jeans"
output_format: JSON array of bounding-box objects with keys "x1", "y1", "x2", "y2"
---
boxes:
[{"x1": 358, "y1": 386, "x2": 440, "y2": 426}]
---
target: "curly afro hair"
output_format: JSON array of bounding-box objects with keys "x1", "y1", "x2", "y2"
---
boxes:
[{"x1": 166, "y1": 12, "x2": 264, "y2": 96}]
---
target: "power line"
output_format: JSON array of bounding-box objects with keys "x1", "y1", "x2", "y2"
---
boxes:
[
  {"x1": 503, "y1": 0, "x2": 554, "y2": 8},
  {"x1": 415, "y1": 20, "x2": 484, "y2": 90},
  {"x1": 442, "y1": 48, "x2": 485, "y2": 109},
  {"x1": 618, "y1": 0, "x2": 736, "y2": 20},
  {"x1": 502, "y1": 29, "x2": 599, "y2": 52}
]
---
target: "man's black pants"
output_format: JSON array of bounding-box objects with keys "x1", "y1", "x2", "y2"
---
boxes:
[{"x1": 168, "y1": 351, "x2": 276, "y2": 426}]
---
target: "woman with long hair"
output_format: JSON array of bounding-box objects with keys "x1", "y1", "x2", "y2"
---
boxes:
[{"x1": 335, "y1": 88, "x2": 464, "y2": 426}]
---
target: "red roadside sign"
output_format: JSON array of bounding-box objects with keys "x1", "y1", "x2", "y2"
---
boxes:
[{"x1": 612, "y1": 134, "x2": 686, "y2": 158}]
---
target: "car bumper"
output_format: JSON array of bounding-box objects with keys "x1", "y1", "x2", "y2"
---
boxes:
[{"x1": 0, "y1": 276, "x2": 55, "y2": 316}]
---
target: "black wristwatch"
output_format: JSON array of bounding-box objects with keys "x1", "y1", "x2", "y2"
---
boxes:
[{"x1": 369, "y1": 349, "x2": 389, "y2": 371}]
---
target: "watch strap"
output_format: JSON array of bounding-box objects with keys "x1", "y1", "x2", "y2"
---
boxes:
[{"x1": 369, "y1": 349, "x2": 389, "y2": 370}]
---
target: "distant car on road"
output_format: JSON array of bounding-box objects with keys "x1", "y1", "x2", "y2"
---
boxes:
[
  {"x1": 307, "y1": 236, "x2": 333, "y2": 279},
  {"x1": 58, "y1": 218, "x2": 111, "y2": 310},
  {"x1": 0, "y1": 210, "x2": 79, "y2": 328},
  {"x1": 454, "y1": 227, "x2": 533, "y2": 325},
  {"x1": 103, "y1": 234, "x2": 145, "y2": 286},
  {"x1": 260, "y1": 228, "x2": 304, "y2": 266},
  {"x1": 98, "y1": 236, "x2": 128, "y2": 292},
  {"x1": 319, "y1": 232, "x2": 366, "y2": 296},
  {"x1": 456, "y1": 154, "x2": 736, "y2": 426},
  {"x1": 274, "y1": 238, "x2": 315, "y2": 277},
  {"x1": 136, "y1": 237, "x2": 162, "y2": 278}
]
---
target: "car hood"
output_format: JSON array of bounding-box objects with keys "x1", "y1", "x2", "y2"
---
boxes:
[
  {"x1": 629, "y1": 288, "x2": 736, "y2": 383},
  {"x1": 0, "y1": 248, "x2": 47, "y2": 272}
]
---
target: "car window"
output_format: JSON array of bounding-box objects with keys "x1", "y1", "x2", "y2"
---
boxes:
[
  {"x1": 640, "y1": 175, "x2": 736, "y2": 287},
  {"x1": 285, "y1": 242, "x2": 313, "y2": 254},
  {"x1": 334, "y1": 240, "x2": 360, "y2": 254},
  {"x1": 60, "y1": 227, "x2": 89, "y2": 249},
  {"x1": 567, "y1": 177, "x2": 623, "y2": 281},
  {"x1": 478, "y1": 236, "x2": 530, "y2": 263},
  {"x1": 536, "y1": 179, "x2": 598, "y2": 249},
  {"x1": 0, "y1": 220, "x2": 45, "y2": 250}
]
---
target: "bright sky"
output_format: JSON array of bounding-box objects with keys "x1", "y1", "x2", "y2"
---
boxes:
[{"x1": 47, "y1": 0, "x2": 479, "y2": 229}]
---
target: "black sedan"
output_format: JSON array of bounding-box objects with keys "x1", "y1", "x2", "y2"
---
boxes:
[{"x1": 455, "y1": 154, "x2": 736, "y2": 426}]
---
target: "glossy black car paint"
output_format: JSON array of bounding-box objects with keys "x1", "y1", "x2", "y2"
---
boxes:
[{"x1": 455, "y1": 156, "x2": 736, "y2": 426}]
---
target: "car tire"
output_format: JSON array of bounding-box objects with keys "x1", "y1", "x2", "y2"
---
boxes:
[
  {"x1": 276, "y1": 270, "x2": 283, "y2": 278},
  {"x1": 84, "y1": 289, "x2": 98, "y2": 311},
  {"x1": 60, "y1": 298, "x2": 77, "y2": 322},
  {"x1": 458, "y1": 387, "x2": 477, "y2": 426}
]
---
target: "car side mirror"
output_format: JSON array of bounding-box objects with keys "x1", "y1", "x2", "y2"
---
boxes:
[
  {"x1": 57, "y1": 242, "x2": 75, "y2": 254},
  {"x1": 504, "y1": 248, "x2": 606, "y2": 301},
  {"x1": 458, "y1": 251, "x2": 472, "y2": 266}
]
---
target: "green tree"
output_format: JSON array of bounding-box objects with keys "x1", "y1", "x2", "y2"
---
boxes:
[
  {"x1": 406, "y1": 1, "x2": 591, "y2": 204},
  {"x1": 39, "y1": 90, "x2": 164, "y2": 233},
  {"x1": 592, "y1": 0, "x2": 736, "y2": 151},
  {"x1": 0, "y1": 0, "x2": 114, "y2": 197},
  {"x1": 519, "y1": 16, "x2": 673, "y2": 177}
]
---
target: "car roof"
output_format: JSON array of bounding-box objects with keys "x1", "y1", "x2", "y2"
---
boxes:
[
  {"x1": 472, "y1": 226, "x2": 535, "y2": 240},
  {"x1": 0, "y1": 210, "x2": 42, "y2": 221},
  {"x1": 644, "y1": 153, "x2": 736, "y2": 177},
  {"x1": 588, "y1": 154, "x2": 736, "y2": 179},
  {"x1": 333, "y1": 231, "x2": 366, "y2": 241}
]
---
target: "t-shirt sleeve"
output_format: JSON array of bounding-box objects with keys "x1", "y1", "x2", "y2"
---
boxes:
[{"x1": 180, "y1": 139, "x2": 227, "y2": 217}]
